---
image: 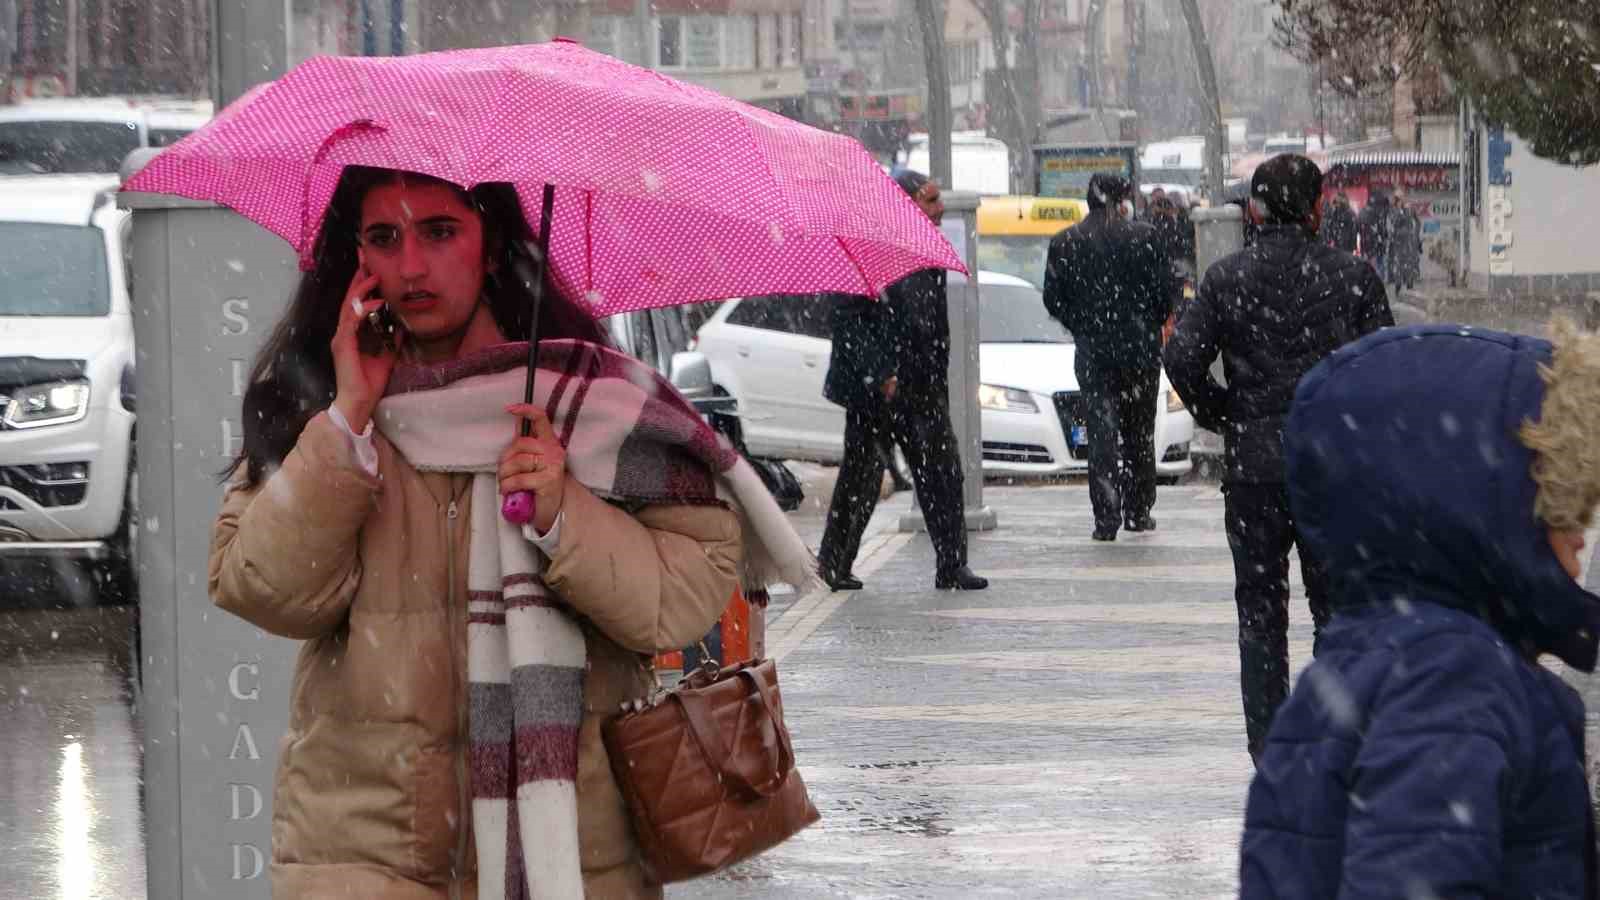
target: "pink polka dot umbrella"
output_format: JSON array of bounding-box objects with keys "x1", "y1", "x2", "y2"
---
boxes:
[{"x1": 121, "y1": 39, "x2": 966, "y2": 318}]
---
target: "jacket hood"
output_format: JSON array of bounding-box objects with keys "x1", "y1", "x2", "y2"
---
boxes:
[{"x1": 1286, "y1": 324, "x2": 1600, "y2": 671}]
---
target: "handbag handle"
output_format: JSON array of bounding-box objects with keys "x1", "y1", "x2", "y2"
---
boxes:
[{"x1": 673, "y1": 666, "x2": 795, "y2": 798}]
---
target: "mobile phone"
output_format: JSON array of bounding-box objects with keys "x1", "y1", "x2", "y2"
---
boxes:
[{"x1": 357, "y1": 302, "x2": 402, "y2": 356}]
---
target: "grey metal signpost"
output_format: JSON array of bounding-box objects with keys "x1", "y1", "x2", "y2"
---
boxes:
[
  {"x1": 1191, "y1": 202, "x2": 1244, "y2": 281},
  {"x1": 1185, "y1": 202, "x2": 1245, "y2": 456},
  {"x1": 122, "y1": 162, "x2": 304, "y2": 900},
  {"x1": 900, "y1": 191, "x2": 998, "y2": 534},
  {"x1": 121, "y1": 8, "x2": 298, "y2": 897}
]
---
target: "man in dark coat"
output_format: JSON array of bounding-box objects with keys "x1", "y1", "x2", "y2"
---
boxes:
[
  {"x1": 1242, "y1": 323, "x2": 1600, "y2": 898},
  {"x1": 1388, "y1": 193, "x2": 1423, "y2": 290},
  {"x1": 1355, "y1": 187, "x2": 1393, "y2": 282},
  {"x1": 1319, "y1": 190, "x2": 1357, "y2": 252},
  {"x1": 1042, "y1": 173, "x2": 1176, "y2": 541},
  {"x1": 1162, "y1": 154, "x2": 1393, "y2": 761},
  {"x1": 816, "y1": 170, "x2": 988, "y2": 592}
]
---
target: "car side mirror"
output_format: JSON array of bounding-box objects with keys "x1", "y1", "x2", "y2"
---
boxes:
[{"x1": 669, "y1": 351, "x2": 714, "y2": 399}]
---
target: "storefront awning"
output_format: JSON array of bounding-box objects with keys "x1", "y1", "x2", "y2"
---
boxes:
[{"x1": 1327, "y1": 151, "x2": 1461, "y2": 167}]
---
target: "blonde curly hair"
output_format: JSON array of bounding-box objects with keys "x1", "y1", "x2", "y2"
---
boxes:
[{"x1": 1521, "y1": 317, "x2": 1600, "y2": 530}]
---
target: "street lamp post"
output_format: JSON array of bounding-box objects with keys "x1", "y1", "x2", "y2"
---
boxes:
[
  {"x1": 210, "y1": 0, "x2": 291, "y2": 110},
  {"x1": 899, "y1": 190, "x2": 998, "y2": 535}
]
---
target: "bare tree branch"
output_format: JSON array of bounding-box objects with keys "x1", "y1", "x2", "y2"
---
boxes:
[{"x1": 1273, "y1": 0, "x2": 1600, "y2": 163}]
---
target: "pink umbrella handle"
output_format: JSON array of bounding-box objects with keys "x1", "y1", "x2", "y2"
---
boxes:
[{"x1": 501, "y1": 491, "x2": 537, "y2": 525}]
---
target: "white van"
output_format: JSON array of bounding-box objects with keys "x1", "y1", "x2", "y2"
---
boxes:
[
  {"x1": 0, "y1": 175, "x2": 138, "y2": 600},
  {"x1": 1139, "y1": 136, "x2": 1207, "y2": 190},
  {"x1": 0, "y1": 98, "x2": 212, "y2": 174},
  {"x1": 902, "y1": 131, "x2": 1013, "y2": 195}
]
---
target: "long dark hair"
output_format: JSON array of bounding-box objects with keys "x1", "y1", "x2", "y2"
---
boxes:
[{"x1": 224, "y1": 166, "x2": 609, "y2": 488}]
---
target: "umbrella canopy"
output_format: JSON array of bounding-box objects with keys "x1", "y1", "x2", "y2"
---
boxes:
[{"x1": 122, "y1": 39, "x2": 964, "y2": 316}]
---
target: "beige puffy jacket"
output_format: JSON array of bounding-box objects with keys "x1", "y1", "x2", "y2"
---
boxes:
[{"x1": 209, "y1": 413, "x2": 740, "y2": 899}]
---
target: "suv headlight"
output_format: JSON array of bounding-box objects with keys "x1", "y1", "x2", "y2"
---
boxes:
[
  {"x1": 978, "y1": 384, "x2": 1038, "y2": 413},
  {"x1": 1166, "y1": 389, "x2": 1185, "y2": 412},
  {"x1": 4, "y1": 380, "x2": 91, "y2": 428}
]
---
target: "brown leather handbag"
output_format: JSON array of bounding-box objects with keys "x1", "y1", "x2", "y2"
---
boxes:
[{"x1": 602, "y1": 656, "x2": 821, "y2": 883}]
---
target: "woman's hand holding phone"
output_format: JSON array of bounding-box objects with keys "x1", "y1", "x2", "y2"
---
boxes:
[{"x1": 331, "y1": 263, "x2": 401, "y2": 433}]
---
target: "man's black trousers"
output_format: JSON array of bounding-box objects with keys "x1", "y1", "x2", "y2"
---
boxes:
[
  {"x1": 1223, "y1": 482, "x2": 1332, "y2": 762},
  {"x1": 818, "y1": 397, "x2": 967, "y2": 579},
  {"x1": 1081, "y1": 365, "x2": 1159, "y2": 532}
]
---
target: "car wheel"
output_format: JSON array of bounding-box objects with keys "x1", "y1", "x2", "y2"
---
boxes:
[
  {"x1": 92, "y1": 456, "x2": 138, "y2": 606},
  {"x1": 1157, "y1": 475, "x2": 1183, "y2": 486}
]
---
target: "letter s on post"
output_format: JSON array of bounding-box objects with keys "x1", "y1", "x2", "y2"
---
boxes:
[{"x1": 221, "y1": 298, "x2": 250, "y2": 337}]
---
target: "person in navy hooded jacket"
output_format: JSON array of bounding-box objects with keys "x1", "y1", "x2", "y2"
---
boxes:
[{"x1": 1241, "y1": 320, "x2": 1600, "y2": 898}]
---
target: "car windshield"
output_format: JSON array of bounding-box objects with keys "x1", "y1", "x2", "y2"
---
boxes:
[
  {"x1": 977, "y1": 235, "x2": 1052, "y2": 290},
  {"x1": 0, "y1": 223, "x2": 111, "y2": 317},
  {"x1": 974, "y1": 283, "x2": 1071, "y2": 344},
  {"x1": 0, "y1": 120, "x2": 141, "y2": 173}
]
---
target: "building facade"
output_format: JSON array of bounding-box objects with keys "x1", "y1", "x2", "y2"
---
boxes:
[
  {"x1": 582, "y1": 0, "x2": 808, "y2": 119},
  {"x1": 4, "y1": 0, "x2": 806, "y2": 115},
  {"x1": 6, "y1": 0, "x2": 209, "y2": 100}
]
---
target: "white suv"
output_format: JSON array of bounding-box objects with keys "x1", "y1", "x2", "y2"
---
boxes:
[
  {"x1": 689, "y1": 270, "x2": 1195, "y2": 481},
  {"x1": 0, "y1": 98, "x2": 211, "y2": 174},
  {"x1": 0, "y1": 175, "x2": 138, "y2": 599}
]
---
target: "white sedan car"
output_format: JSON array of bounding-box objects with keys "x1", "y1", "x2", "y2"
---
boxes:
[{"x1": 690, "y1": 271, "x2": 1195, "y2": 480}]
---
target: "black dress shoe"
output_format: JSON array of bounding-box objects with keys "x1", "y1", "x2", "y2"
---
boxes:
[
  {"x1": 935, "y1": 566, "x2": 989, "y2": 590},
  {"x1": 823, "y1": 572, "x2": 864, "y2": 591},
  {"x1": 1092, "y1": 527, "x2": 1118, "y2": 542},
  {"x1": 1124, "y1": 515, "x2": 1157, "y2": 533}
]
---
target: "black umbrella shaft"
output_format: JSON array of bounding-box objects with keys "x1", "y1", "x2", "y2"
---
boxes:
[{"x1": 521, "y1": 182, "x2": 558, "y2": 437}]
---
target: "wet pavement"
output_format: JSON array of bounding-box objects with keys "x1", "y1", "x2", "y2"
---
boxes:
[
  {"x1": 0, "y1": 560, "x2": 146, "y2": 900},
  {"x1": 676, "y1": 480, "x2": 1273, "y2": 898},
  {"x1": 0, "y1": 472, "x2": 1596, "y2": 898}
]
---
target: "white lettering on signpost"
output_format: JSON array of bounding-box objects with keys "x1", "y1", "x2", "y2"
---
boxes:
[
  {"x1": 221, "y1": 299, "x2": 251, "y2": 336},
  {"x1": 227, "y1": 662, "x2": 260, "y2": 701},
  {"x1": 231, "y1": 359, "x2": 248, "y2": 397},
  {"x1": 228, "y1": 724, "x2": 261, "y2": 761},
  {"x1": 229, "y1": 783, "x2": 264, "y2": 821},
  {"x1": 225, "y1": 657, "x2": 266, "y2": 886},
  {"x1": 221, "y1": 419, "x2": 243, "y2": 458},
  {"x1": 231, "y1": 843, "x2": 265, "y2": 880}
]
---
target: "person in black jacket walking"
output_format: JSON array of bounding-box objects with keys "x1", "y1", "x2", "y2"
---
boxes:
[
  {"x1": 1356, "y1": 188, "x2": 1393, "y2": 283},
  {"x1": 816, "y1": 170, "x2": 988, "y2": 592},
  {"x1": 1043, "y1": 173, "x2": 1177, "y2": 541},
  {"x1": 1163, "y1": 154, "x2": 1394, "y2": 762},
  {"x1": 1319, "y1": 191, "x2": 1357, "y2": 253}
]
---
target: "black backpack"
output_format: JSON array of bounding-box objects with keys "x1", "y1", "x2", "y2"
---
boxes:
[{"x1": 746, "y1": 457, "x2": 804, "y2": 512}]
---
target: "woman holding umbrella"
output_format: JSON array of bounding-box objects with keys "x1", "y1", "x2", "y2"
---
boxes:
[
  {"x1": 208, "y1": 165, "x2": 775, "y2": 898},
  {"x1": 132, "y1": 41, "x2": 957, "y2": 897}
]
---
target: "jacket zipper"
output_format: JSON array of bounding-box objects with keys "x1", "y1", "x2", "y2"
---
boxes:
[{"x1": 447, "y1": 493, "x2": 468, "y2": 900}]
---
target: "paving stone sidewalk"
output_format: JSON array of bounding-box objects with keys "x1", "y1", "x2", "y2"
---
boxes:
[{"x1": 674, "y1": 479, "x2": 1326, "y2": 899}]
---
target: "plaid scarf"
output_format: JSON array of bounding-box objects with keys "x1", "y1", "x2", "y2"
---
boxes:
[{"x1": 375, "y1": 340, "x2": 816, "y2": 900}]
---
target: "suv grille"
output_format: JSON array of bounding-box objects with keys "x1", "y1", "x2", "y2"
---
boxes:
[
  {"x1": 0, "y1": 358, "x2": 87, "y2": 393},
  {"x1": 0, "y1": 463, "x2": 90, "y2": 507},
  {"x1": 1051, "y1": 392, "x2": 1091, "y2": 461}
]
